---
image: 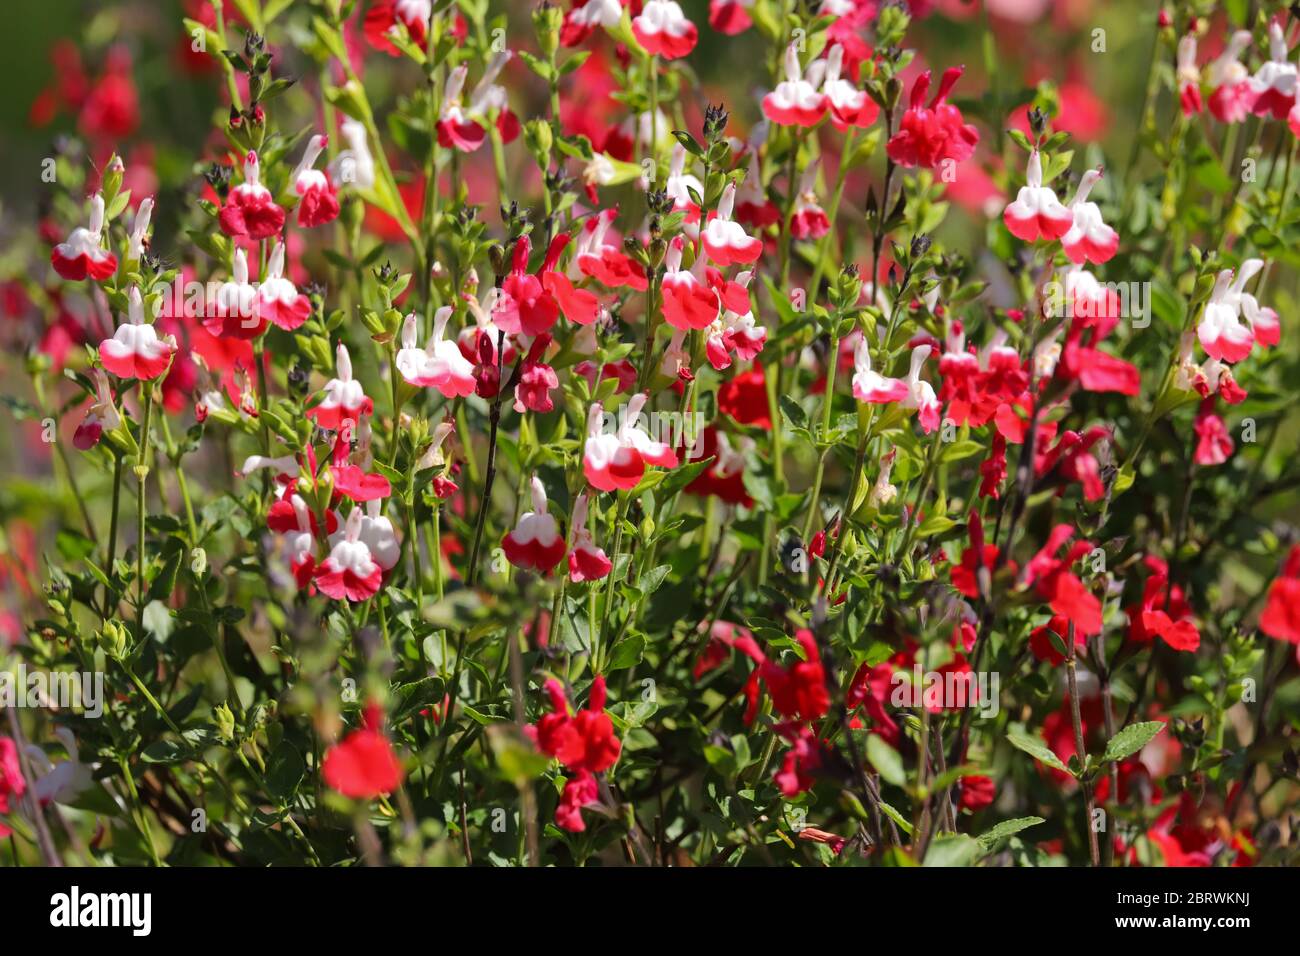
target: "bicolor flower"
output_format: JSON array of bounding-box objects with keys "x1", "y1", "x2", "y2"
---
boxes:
[
  {"x1": 1228, "y1": 258, "x2": 1279, "y2": 347},
  {"x1": 568, "y1": 493, "x2": 612, "y2": 582},
  {"x1": 1177, "y1": 34, "x2": 1203, "y2": 115},
  {"x1": 632, "y1": 1, "x2": 698, "y2": 60},
  {"x1": 762, "y1": 43, "x2": 827, "y2": 127},
  {"x1": 315, "y1": 506, "x2": 384, "y2": 602},
  {"x1": 308, "y1": 343, "x2": 374, "y2": 431},
  {"x1": 99, "y1": 287, "x2": 176, "y2": 381},
  {"x1": 51, "y1": 193, "x2": 117, "y2": 281},
  {"x1": 1197, "y1": 269, "x2": 1254, "y2": 363},
  {"x1": 291, "y1": 134, "x2": 340, "y2": 228},
  {"x1": 396, "y1": 308, "x2": 477, "y2": 397},
  {"x1": 850, "y1": 337, "x2": 907, "y2": 404},
  {"x1": 204, "y1": 247, "x2": 262, "y2": 339},
  {"x1": 1061, "y1": 167, "x2": 1119, "y2": 264},
  {"x1": 789, "y1": 166, "x2": 830, "y2": 240},
  {"x1": 704, "y1": 270, "x2": 765, "y2": 370},
  {"x1": 702, "y1": 182, "x2": 763, "y2": 266},
  {"x1": 501, "y1": 475, "x2": 567, "y2": 573},
  {"x1": 273, "y1": 493, "x2": 321, "y2": 590},
  {"x1": 574, "y1": 208, "x2": 647, "y2": 290},
  {"x1": 1002, "y1": 149, "x2": 1073, "y2": 243},
  {"x1": 256, "y1": 241, "x2": 312, "y2": 331},
  {"x1": 709, "y1": 0, "x2": 754, "y2": 36},
  {"x1": 1249, "y1": 20, "x2": 1297, "y2": 120},
  {"x1": 583, "y1": 394, "x2": 679, "y2": 492},
  {"x1": 665, "y1": 144, "x2": 705, "y2": 225},
  {"x1": 812, "y1": 43, "x2": 879, "y2": 131},
  {"x1": 901, "y1": 344, "x2": 942, "y2": 433},
  {"x1": 127, "y1": 196, "x2": 153, "y2": 262},
  {"x1": 886, "y1": 66, "x2": 978, "y2": 169},
  {"x1": 1207, "y1": 31, "x2": 1255, "y2": 123},
  {"x1": 73, "y1": 369, "x2": 122, "y2": 450},
  {"x1": 329, "y1": 118, "x2": 376, "y2": 190},
  {"x1": 561, "y1": 0, "x2": 622, "y2": 47},
  {"x1": 362, "y1": 0, "x2": 431, "y2": 56},
  {"x1": 218, "y1": 151, "x2": 285, "y2": 240}
]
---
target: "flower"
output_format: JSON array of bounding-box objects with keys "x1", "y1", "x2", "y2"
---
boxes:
[
  {"x1": 762, "y1": 43, "x2": 827, "y2": 127},
  {"x1": 1061, "y1": 167, "x2": 1119, "y2": 264},
  {"x1": 702, "y1": 183, "x2": 763, "y2": 266},
  {"x1": 502, "y1": 475, "x2": 567, "y2": 573},
  {"x1": 363, "y1": 0, "x2": 432, "y2": 56},
  {"x1": 732, "y1": 629, "x2": 830, "y2": 722},
  {"x1": 322, "y1": 702, "x2": 404, "y2": 799},
  {"x1": 1197, "y1": 269, "x2": 1254, "y2": 363},
  {"x1": 568, "y1": 493, "x2": 612, "y2": 582},
  {"x1": 1207, "y1": 31, "x2": 1255, "y2": 123},
  {"x1": 0, "y1": 736, "x2": 26, "y2": 839},
  {"x1": 709, "y1": 0, "x2": 754, "y2": 35},
  {"x1": 1002, "y1": 149, "x2": 1073, "y2": 243},
  {"x1": 1259, "y1": 546, "x2": 1300, "y2": 644},
  {"x1": 255, "y1": 241, "x2": 312, "y2": 331},
  {"x1": 1029, "y1": 615, "x2": 1086, "y2": 665},
  {"x1": 1192, "y1": 399, "x2": 1233, "y2": 467},
  {"x1": 73, "y1": 369, "x2": 122, "y2": 450},
  {"x1": 901, "y1": 344, "x2": 942, "y2": 432},
  {"x1": 396, "y1": 308, "x2": 477, "y2": 397},
  {"x1": 851, "y1": 336, "x2": 908, "y2": 404},
  {"x1": 789, "y1": 166, "x2": 830, "y2": 240},
  {"x1": 718, "y1": 366, "x2": 771, "y2": 428},
  {"x1": 218, "y1": 151, "x2": 286, "y2": 240},
  {"x1": 513, "y1": 334, "x2": 560, "y2": 413},
  {"x1": 308, "y1": 343, "x2": 374, "y2": 432},
  {"x1": 1022, "y1": 525, "x2": 1103, "y2": 637},
  {"x1": 662, "y1": 236, "x2": 722, "y2": 330},
  {"x1": 632, "y1": 1, "x2": 698, "y2": 60},
  {"x1": 51, "y1": 193, "x2": 117, "y2": 281},
  {"x1": 1177, "y1": 34, "x2": 1203, "y2": 115},
  {"x1": 292, "y1": 134, "x2": 340, "y2": 228},
  {"x1": 205, "y1": 248, "x2": 263, "y2": 339},
  {"x1": 886, "y1": 67, "x2": 978, "y2": 169},
  {"x1": 704, "y1": 270, "x2": 766, "y2": 370},
  {"x1": 815, "y1": 43, "x2": 879, "y2": 131},
  {"x1": 330, "y1": 118, "x2": 376, "y2": 190},
  {"x1": 99, "y1": 287, "x2": 177, "y2": 381},
  {"x1": 497, "y1": 235, "x2": 561, "y2": 337},
  {"x1": 316, "y1": 507, "x2": 386, "y2": 602},
  {"x1": 1249, "y1": 20, "x2": 1297, "y2": 120},
  {"x1": 583, "y1": 393, "x2": 679, "y2": 492}
]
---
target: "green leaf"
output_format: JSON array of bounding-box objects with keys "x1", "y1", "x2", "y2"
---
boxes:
[
  {"x1": 606, "y1": 634, "x2": 645, "y2": 671},
  {"x1": 390, "y1": 676, "x2": 448, "y2": 725},
  {"x1": 1102, "y1": 721, "x2": 1164, "y2": 763},
  {"x1": 1006, "y1": 730, "x2": 1070, "y2": 774},
  {"x1": 866, "y1": 734, "x2": 906, "y2": 787},
  {"x1": 977, "y1": 816, "x2": 1044, "y2": 850},
  {"x1": 923, "y1": 834, "x2": 981, "y2": 867},
  {"x1": 264, "y1": 741, "x2": 305, "y2": 803}
]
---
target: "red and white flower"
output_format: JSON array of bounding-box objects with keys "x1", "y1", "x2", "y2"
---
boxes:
[
  {"x1": 501, "y1": 475, "x2": 567, "y2": 574},
  {"x1": 292, "y1": 134, "x2": 340, "y2": 228},
  {"x1": 315, "y1": 506, "x2": 384, "y2": 602},
  {"x1": 1061, "y1": 167, "x2": 1119, "y2": 264},
  {"x1": 1249, "y1": 20, "x2": 1297, "y2": 120},
  {"x1": 126, "y1": 196, "x2": 153, "y2": 262},
  {"x1": 349, "y1": 499, "x2": 401, "y2": 575},
  {"x1": 397, "y1": 308, "x2": 477, "y2": 397},
  {"x1": 51, "y1": 192, "x2": 117, "y2": 281},
  {"x1": 459, "y1": 283, "x2": 518, "y2": 365},
  {"x1": 632, "y1": 1, "x2": 698, "y2": 60},
  {"x1": 73, "y1": 369, "x2": 121, "y2": 450},
  {"x1": 709, "y1": 0, "x2": 754, "y2": 36},
  {"x1": 703, "y1": 182, "x2": 763, "y2": 266},
  {"x1": 1002, "y1": 149, "x2": 1073, "y2": 243},
  {"x1": 1231, "y1": 258, "x2": 1280, "y2": 347},
  {"x1": 705, "y1": 271, "x2": 765, "y2": 370},
  {"x1": 218, "y1": 150, "x2": 285, "y2": 240},
  {"x1": 665, "y1": 144, "x2": 705, "y2": 226},
  {"x1": 763, "y1": 43, "x2": 827, "y2": 127},
  {"x1": 256, "y1": 241, "x2": 312, "y2": 331},
  {"x1": 574, "y1": 208, "x2": 647, "y2": 290},
  {"x1": 1177, "y1": 34, "x2": 1203, "y2": 116},
  {"x1": 363, "y1": 0, "x2": 431, "y2": 56},
  {"x1": 1197, "y1": 269, "x2": 1255, "y2": 364},
  {"x1": 851, "y1": 337, "x2": 907, "y2": 404},
  {"x1": 99, "y1": 287, "x2": 176, "y2": 381},
  {"x1": 812, "y1": 43, "x2": 879, "y2": 131},
  {"x1": 308, "y1": 343, "x2": 374, "y2": 431},
  {"x1": 562, "y1": 0, "x2": 622, "y2": 47},
  {"x1": 275, "y1": 493, "x2": 320, "y2": 590},
  {"x1": 329, "y1": 119, "x2": 376, "y2": 190},
  {"x1": 205, "y1": 247, "x2": 263, "y2": 339},
  {"x1": 584, "y1": 393, "x2": 679, "y2": 492},
  {"x1": 1208, "y1": 31, "x2": 1256, "y2": 123},
  {"x1": 568, "y1": 493, "x2": 612, "y2": 582},
  {"x1": 901, "y1": 344, "x2": 942, "y2": 433},
  {"x1": 789, "y1": 166, "x2": 830, "y2": 240}
]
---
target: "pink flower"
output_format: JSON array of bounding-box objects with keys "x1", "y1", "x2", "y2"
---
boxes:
[
  {"x1": 396, "y1": 308, "x2": 477, "y2": 397},
  {"x1": 51, "y1": 193, "x2": 117, "y2": 281},
  {"x1": 1207, "y1": 31, "x2": 1256, "y2": 123},
  {"x1": 218, "y1": 151, "x2": 285, "y2": 240},
  {"x1": 99, "y1": 287, "x2": 177, "y2": 381},
  {"x1": 1193, "y1": 399, "x2": 1233, "y2": 466},
  {"x1": 1177, "y1": 35, "x2": 1203, "y2": 115},
  {"x1": 661, "y1": 236, "x2": 721, "y2": 330},
  {"x1": 502, "y1": 475, "x2": 567, "y2": 574},
  {"x1": 709, "y1": 0, "x2": 754, "y2": 35},
  {"x1": 1197, "y1": 270, "x2": 1255, "y2": 364},
  {"x1": 513, "y1": 334, "x2": 559, "y2": 413},
  {"x1": 901, "y1": 345, "x2": 942, "y2": 433}
]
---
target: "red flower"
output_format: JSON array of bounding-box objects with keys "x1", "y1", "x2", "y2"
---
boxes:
[
  {"x1": 218, "y1": 151, "x2": 286, "y2": 241},
  {"x1": 529, "y1": 675, "x2": 622, "y2": 830},
  {"x1": 958, "y1": 774, "x2": 995, "y2": 813},
  {"x1": 1260, "y1": 546, "x2": 1300, "y2": 644},
  {"x1": 886, "y1": 67, "x2": 978, "y2": 169},
  {"x1": 1193, "y1": 399, "x2": 1233, "y2": 466},
  {"x1": 322, "y1": 702, "x2": 404, "y2": 799},
  {"x1": 0, "y1": 736, "x2": 26, "y2": 839},
  {"x1": 1029, "y1": 614, "x2": 1086, "y2": 665},
  {"x1": 733, "y1": 629, "x2": 830, "y2": 722},
  {"x1": 718, "y1": 367, "x2": 771, "y2": 429}
]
